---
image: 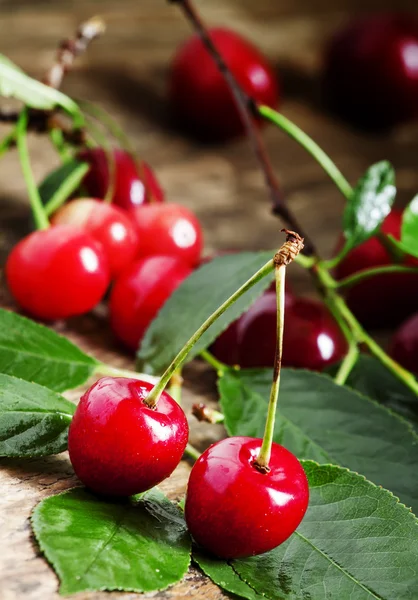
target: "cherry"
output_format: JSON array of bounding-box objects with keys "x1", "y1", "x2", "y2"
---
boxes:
[
  {"x1": 68, "y1": 376, "x2": 189, "y2": 496},
  {"x1": 51, "y1": 198, "x2": 139, "y2": 279},
  {"x1": 238, "y1": 293, "x2": 348, "y2": 371},
  {"x1": 110, "y1": 255, "x2": 192, "y2": 351},
  {"x1": 6, "y1": 225, "x2": 109, "y2": 321},
  {"x1": 323, "y1": 14, "x2": 418, "y2": 129},
  {"x1": 130, "y1": 203, "x2": 203, "y2": 268},
  {"x1": 334, "y1": 210, "x2": 418, "y2": 328},
  {"x1": 185, "y1": 436, "x2": 309, "y2": 558},
  {"x1": 78, "y1": 148, "x2": 164, "y2": 209},
  {"x1": 390, "y1": 313, "x2": 418, "y2": 373},
  {"x1": 168, "y1": 27, "x2": 279, "y2": 141}
]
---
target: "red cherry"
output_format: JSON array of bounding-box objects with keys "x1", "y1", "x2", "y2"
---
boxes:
[
  {"x1": 68, "y1": 377, "x2": 189, "y2": 496},
  {"x1": 130, "y1": 203, "x2": 203, "y2": 267},
  {"x1": 335, "y1": 210, "x2": 418, "y2": 328},
  {"x1": 390, "y1": 313, "x2": 418, "y2": 373},
  {"x1": 78, "y1": 148, "x2": 164, "y2": 209},
  {"x1": 5, "y1": 225, "x2": 109, "y2": 320},
  {"x1": 210, "y1": 285, "x2": 295, "y2": 367},
  {"x1": 51, "y1": 199, "x2": 139, "y2": 278},
  {"x1": 110, "y1": 255, "x2": 192, "y2": 351},
  {"x1": 323, "y1": 14, "x2": 418, "y2": 129},
  {"x1": 169, "y1": 27, "x2": 279, "y2": 141},
  {"x1": 238, "y1": 294, "x2": 348, "y2": 371},
  {"x1": 185, "y1": 436, "x2": 309, "y2": 558}
]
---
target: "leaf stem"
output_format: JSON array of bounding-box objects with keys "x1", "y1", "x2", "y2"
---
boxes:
[
  {"x1": 335, "y1": 264, "x2": 418, "y2": 289},
  {"x1": 145, "y1": 259, "x2": 275, "y2": 407},
  {"x1": 255, "y1": 264, "x2": 286, "y2": 472},
  {"x1": 16, "y1": 110, "x2": 49, "y2": 230},
  {"x1": 200, "y1": 349, "x2": 227, "y2": 375},
  {"x1": 258, "y1": 105, "x2": 353, "y2": 201},
  {"x1": 334, "y1": 343, "x2": 359, "y2": 386}
]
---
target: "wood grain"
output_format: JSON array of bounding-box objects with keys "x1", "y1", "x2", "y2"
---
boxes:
[{"x1": 1, "y1": 0, "x2": 417, "y2": 598}]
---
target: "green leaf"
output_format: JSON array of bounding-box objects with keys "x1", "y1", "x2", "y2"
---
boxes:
[
  {"x1": 223, "y1": 462, "x2": 418, "y2": 600},
  {"x1": 343, "y1": 161, "x2": 396, "y2": 251},
  {"x1": 194, "y1": 551, "x2": 263, "y2": 600},
  {"x1": 0, "y1": 374, "x2": 75, "y2": 457},
  {"x1": 0, "y1": 56, "x2": 82, "y2": 119},
  {"x1": 32, "y1": 487, "x2": 191, "y2": 595},
  {"x1": 0, "y1": 308, "x2": 99, "y2": 392},
  {"x1": 137, "y1": 252, "x2": 273, "y2": 375},
  {"x1": 219, "y1": 368, "x2": 418, "y2": 513},
  {"x1": 401, "y1": 194, "x2": 418, "y2": 259},
  {"x1": 329, "y1": 354, "x2": 418, "y2": 428},
  {"x1": 39, "y1": 159, "x2": 89, "y2": 216}
]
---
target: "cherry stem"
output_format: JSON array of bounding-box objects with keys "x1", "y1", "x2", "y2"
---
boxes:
[
  {"x1": 169, "y1": 0, "x2": 316, "y2": 256},
  {"x1": 200, "y1": 349, "x2": 227, "y2": 375},
  {"x1": 334, "y1": 343, "x2": 359, "y2": 386},
  {"x1": 49, "y1": 128, "x2": 73, "y2": 163},
  {"x1": 254, "y1": 263, "x2": 286, "y2": 472},
  {"x1": 335, "y1": 264, "x2": 418, "y2": 289},
  {"x1": 0, "y1": 126, "x2": 17, "y2": 158},
  {"x1": 16, "y1": 110, "x2": 50, "y2": 230},
  {"x1": 145, "y1": 258, "x2": 275, "y2": 408},
  {"x1": 258, "y1": 105, "x2": 353, "y2": 201}
]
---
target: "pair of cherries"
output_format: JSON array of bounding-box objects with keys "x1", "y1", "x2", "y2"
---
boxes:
[
  {"x1": 6, "y1": 149, "x2": 202, "y2": 344},
  {"x1": 69, "y1": 375, "x2": 309, "y2": 560}
]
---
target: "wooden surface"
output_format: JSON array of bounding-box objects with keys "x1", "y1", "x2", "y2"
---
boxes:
[{"x1": 1, "y1": 1, "x2": 418, "y2": 598}]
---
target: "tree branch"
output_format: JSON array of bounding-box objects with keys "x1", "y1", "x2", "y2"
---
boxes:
[{"x1": 168, "y1": 0, "x2": 317, "y2": 255}]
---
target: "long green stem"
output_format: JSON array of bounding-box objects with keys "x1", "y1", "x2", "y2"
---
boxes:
[
  {"x1": 44, "y1": 162, "x2": 90, "y2": 216},
  {"x1": 334, "y1": 343, "x2": 359, "y2": 386},
  {"x1": 258, "y1": 105, "x2": 353, "y2": 201},
  {"x1": 49, "y1": 128, "x2": 73, "y2": 162},
  {"x1": 16, "y1": 110, "x2": 49, "y2": 230},
  {"x1": 145, "y1": 258, "x2": 275, "y2": 407},
  {"x1": 200, "y1": 349, "x2": 227, "y2": 374},
  {"x1": 255, "y1": 264, "x2": 286, "y2": 471},
  {"x1": 335, "y1": 264, "x2": 418, "y2": 289},
  {"x1": 0, "y1": 126, "x2": 17, "y2": 158}
]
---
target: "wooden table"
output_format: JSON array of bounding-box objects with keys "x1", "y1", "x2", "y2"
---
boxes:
[{"x1": 1, "y1": 1, "x2": 418, "y2": 598}]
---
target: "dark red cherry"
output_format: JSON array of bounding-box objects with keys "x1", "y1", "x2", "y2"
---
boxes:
[
  {"x1": 130, "y1": 203, "x2": 203, "y2": 268},
  {"x1": 78, "y1": 148, "x2": 164, "y2": 209},
  {"x1": 168, "y1": 27, "x2": 279, "y2": 141},
  {"x1": 334, "y1": 210, "x2": 418, "y2": 328},
  {"x1": 210, "y1": 285, "x2": 295, "y2": 367},
  {"x1": 323, "y1": 14, "x2": 418, "y2": 129},
  {"x1": 238, "y1": 293, "x2": 348, "y2": 371},
  {"x1": 185, "y1": 436, "x2": 309, "y2": 559},
  {"x1": 68, "y1": 376, "x2": 189, "y2": 496},
  {"x1": 110, "y1": 255, "x2": 192, "y2": 351},
  {"x1": 51, "y1": 198, "x2": 139, "y2": 278},
  {"x1": 5, "y1": 225, "x2": 110, "y2": 320},
  {"x1": 390, "y1": 313, "x2": 418, "y2": 373}
]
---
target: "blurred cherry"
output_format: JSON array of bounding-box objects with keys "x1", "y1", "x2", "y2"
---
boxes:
[{"x1": 390, "y1": 313, "x2": 418, "y2": 373}]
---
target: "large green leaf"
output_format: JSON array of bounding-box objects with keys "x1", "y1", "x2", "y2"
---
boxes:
[
  {"x1": 401, "y1": 194, "x2": 418, "y2": 259},
  {"x1": 0, "y1": 308, "x2": 99, "y2": 392},
  {"x1": 137, "y1": 252, "x2": 273, "y2": 375},
  {"x1": 219, "y1": 368, "x2": 418, "y2": 513},
  {"x1": 40, "y1": 159, "x2": 89, "y2": 216},
  {"x1": 0, "y1": 56, "x2": 82, "y2": 119},
  {"x1": 343, "y1": 161, "x2": 396, "y2": 252},
  {"x1": 0, "y1": 374, "x2": 75, "y2": 457},
  {"x1": 32, "y1": 487, "x2": 191, "y2": 595},
  {"x1": 200, "y1": 462, "x2": 418, "y2": 600},
  {"x1": 194, "y1": 552, "x2": 263, "y2": 600},
  {"x1": 329, "y1": 354, "x2": 418, "y2": 427}
]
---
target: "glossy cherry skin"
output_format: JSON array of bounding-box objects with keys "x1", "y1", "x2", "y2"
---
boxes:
[
  {"x1": 78, "y1": 148, "x2": 164, "y2": 209},
  {"x1": 68, "y1": 377, "x2": 189, "y2": 496},
  {"x1": 237, "y1": 293, "x2": 348, "y2": 371},
  {"x1": 130, "y1": 203, "x2": 203, "y2": 268},
  {"x1": 110, "y1": 255, "x2": 192, "y2": 351},
  {"x1": 185, "y1": 436, "x2": 309, "y2": 559},
  {"x1": 5, "y1": 225, "x2": 110, "y2": 320},
  {"x1": 323, "y1": 14, "x2": 418, "y2": 129},
  {"x1": 169, "y1": 27, "x2": 279, "y2": 141},
  {"x1": 51, "y1": 198, "x2": 139, "y2": 278},
  {"x1": 390, "y1": 313, "x2": 418, "y2": 373},
  {"x1": 335, "y1": 210, "x2": 418, "y2": 328}
]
